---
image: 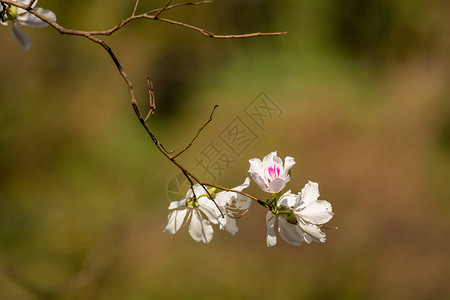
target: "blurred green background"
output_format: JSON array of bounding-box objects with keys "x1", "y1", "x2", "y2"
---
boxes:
[{"x1": 1, "y1": 0, "x2": 449, "y2": 299}]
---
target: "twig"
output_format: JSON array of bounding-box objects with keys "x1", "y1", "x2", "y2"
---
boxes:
[
  {"x1": 153, "y1": 0, "x2": 173, "y2": 19},
  {"x1": 1, "y1": 0, "x2": 277, "y2": 220},
  {"x1": 172, "y1": 105, "x2": 218, "y2": 159},
  {"x1": 155, "y1": 17, "x2": 288, "y2": 39},
  {"x1": 0, "y1": 3, "x2": 8, "y2": 22},
  {"x1": 145, "y1": 0, "x2": 213, "y2": 16},
  {"x1": 0, "y1": 0, "x2": 285, "y2": 297},
  {"x1": 1, "y1": 1, "x2": 287, "y2": 39},
  {"x1": 144, "y1": 77, "x2": 156, "y2": 122},
  {"x1": 131, "y1": 0, "x2": 140, "y2": 16},
  {"x1": 201, "y1": 182, "x2": 260, "y2": 203},
  {"x1": 177, "y1": 162, "x2": 223, "y2": 217},
  {"x1": 26, "y1": 0, "x2": 36, "y2": 10}
]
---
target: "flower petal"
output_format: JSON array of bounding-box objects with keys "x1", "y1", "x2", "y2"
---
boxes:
[
  {"x1": 168, "y1": 199, "x2": 186, "y2": 210},
  {"x1": 163, "y1": 208, "x2": 188, "y2": 234},
  {"x1": 262, "y1": 151, "x2": 282, "y2": 166},
  {"x1": 299, "y1": 181, "x2": 320, "y2": 207},
  {"x1": 266, "y1": 212, "x2": 277, "y2": 247},
  {"x1": 249, "y1": 158, "x2": 269, "y2": 192},
  {"x1": 278, "y1": 217, "x2": 303, "y2": 246},
  {"x1": 220, "y1": 216, "x2": 238, "y2": 235},
  {"x1": 17, "y1": 8, "x2": 56, "y2": 28},
  {"x1": 16, "y1": 0, "x2": 37, "y2": 15},
  {"x1": 282, "y1": 156, "x2": 296, "y2": 178},
  {"x1": 198, "y1": 197, "x2": 220, "y2": 225},
  {"x1": 278, "y1": 190, "x2": 298, "y2": 208},
  {"x1": 233, "y1": 177, "x2": 251, "y2": 192},
  {"x1": 185, "y1": 184, "x2": 205, "y2": 199},
  {"x1": 297, "y1": 200, "x2": 333, "y2": 225},
  {"x1": 234, "y1": 194, "x2": 252, "y2": 210},
  {"x1": 298, "y1": 221, "x2": 326, "y2": 243},
  {"x1": 189, "y1": 209, "x2": 214, "y2": 243},
  {"x1": 268, "y1": 177, "x2": 286, "y2": 194},
  {"x1": 214, "y1": 191, "x2": 233, "y2": 207},
  {"x1": 11, "y1": 23, "x2": 31, "y2": 50}
]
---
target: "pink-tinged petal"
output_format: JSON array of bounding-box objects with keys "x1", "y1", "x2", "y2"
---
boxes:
[
  {"x1": 11, "y1": 23, "x2": 31, "y2": 50},
  {"x1": 299, "y1": 181, "x2": 320, "y2": 207},
  {"x1": 282, "y1": 156, "x2": 296, "y2": 177},
  {"x1": 268, "y1": 177, "x2": 286, "y2": 194},
  {"x1": 262, "y1": 151, "x2": 282, "y2": 166},
  {"x1": 249, "y1": 158, "x2": 269, "y2": 192},
  {"x1": 297, "y1": 200, "x2": 333, "y2": 225},
  {"x1": 163, "y1": 208, "x2": 188, "y2": 234},
  {"x1": 266, "y1": 212, "x2": 277, "y2": 247},
  {"x1": 168, "y1": 199, "x2": 186, "y2": 210},
  {"x1": 278, "y1": 217, "x2": 303, "y2": 246},
  {"x1": 17, "y1": 8, "x2": 55, "y2": 28},
  {"x1": 189, "y1": 209, "x2": 214, "y2": 243},
  {"x1": 298, "y1": 221, "x2": 326, "y2": 243}
]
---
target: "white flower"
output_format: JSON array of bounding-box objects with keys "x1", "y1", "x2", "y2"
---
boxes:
[
  {"x1": 266, "y1": 190, "x2": 302, "y2": 247},
  {"x1": 265, "y1": 181, "x2": 333, "y2": 247},
  {"x1": 248, "y1": 151, "x2": 295, "y2": 194},
  {"x1": 1, "y1": 0, "x2": 56, "y2": 50},
  {"x1": 214, "y1": 177, "x2": 252, "y2": 235},
  {"x1": 164, "y1": 184, "x2": 221, "y2": 244},
  {"x1": 293, "y1": 181, "x2": 334, "y2": 242}
]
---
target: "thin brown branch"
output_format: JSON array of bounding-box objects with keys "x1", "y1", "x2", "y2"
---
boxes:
[
  {"x1": 155, "y1": 17, "x2": 288, "y2": 39},
  {"x1": 181, "y1": 170, "x2": 224, "y2": 217},
  {"x1": 145, "y1": 0, "x2": 213, "y2": 16},
  {"x1": 1, "y1": 0, "x2": 286, "y2": 39},
  {"x1": 1, "y1": 0, "x2": 275, "y2": 210},
  {"x1": 132, "y1": 0, "x2": 140, "y2": 16},
  {"x1": 153, "y1": 0, "x2": 173, "y2": 19},
  {"x1": 144, "y1": 77, "x2": 156, "y2": 122},
  {"x1": 201, "y1": 182, "x2": 261, "y2": 203},
  {"x1": 172, "y1": 105, "x2": 218, "y2": 159},
  {"x1": 0, "y1": 0, "x2": 286, "y2": 295},
  {"x1": 26, "y1": 0, "x2": 36, "y2": 10}
]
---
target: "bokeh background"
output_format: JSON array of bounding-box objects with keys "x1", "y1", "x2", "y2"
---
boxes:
[{"x1": 1, "y1": 0, "x2": 449, "y2": 299}]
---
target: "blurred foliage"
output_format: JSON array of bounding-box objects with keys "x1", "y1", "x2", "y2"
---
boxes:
[{"x1": 0, "y1": 0, "x2": 449, "y2": 299}]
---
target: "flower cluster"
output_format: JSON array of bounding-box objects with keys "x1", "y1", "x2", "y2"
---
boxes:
[
  {"x1": 164, "y1": 151, "x2": 334, "y2": 247},
  {"x1": 164, "y1": 179, "x2": 252, "y2": 243},
  {"x1": 1, "y1": 0, "x2": 56, "y2": 50},
  {"x1": 250, "y1": 151, "x2": 334, "y2": 247}
]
